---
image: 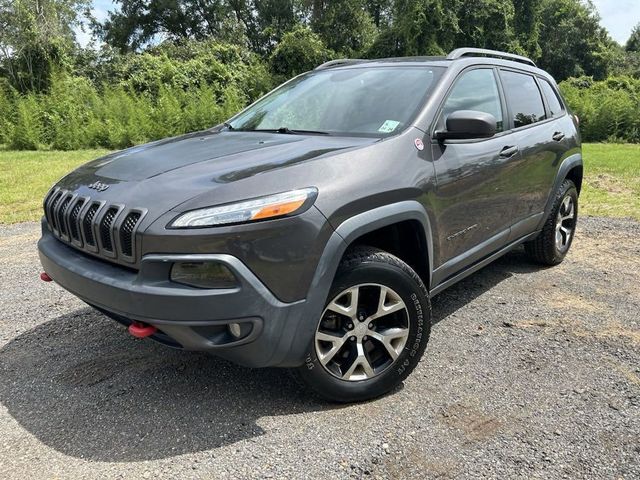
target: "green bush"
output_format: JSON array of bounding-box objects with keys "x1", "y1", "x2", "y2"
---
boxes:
[
  {"x1": 560, "y1": 76, "x2": 640, "y2": 142},
  {"x1": 2, "y1": 41, "x2": 276, "y2": 151}
]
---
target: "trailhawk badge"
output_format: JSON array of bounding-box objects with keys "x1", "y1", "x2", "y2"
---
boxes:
[{"x1": 87, "y1": 181, "x2": 110, "y2": 192}]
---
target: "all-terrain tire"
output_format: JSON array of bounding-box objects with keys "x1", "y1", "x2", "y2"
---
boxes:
[
  {"x1": 294, "y1": 247, "x2": 431, "y2": 403},
  {"x1": 524, "y1": 179, "x2": 578, "y2": 266}
]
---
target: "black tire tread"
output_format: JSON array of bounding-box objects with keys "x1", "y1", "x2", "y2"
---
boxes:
[
  {"x1": 293, "y1": 246, "x2": 431, "y2": 403},
  {"x1": 524, "y1": 179, "x2": 577, "y2": 265}
]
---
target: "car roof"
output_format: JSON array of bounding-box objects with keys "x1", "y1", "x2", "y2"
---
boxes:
[{"x1": 315, "y1": 48, "x2": 554, "y2": 81}]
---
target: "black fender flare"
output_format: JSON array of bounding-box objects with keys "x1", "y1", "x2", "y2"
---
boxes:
[
  {"x1": 287, "y1": 201, "x2": 434, "y2": 365},
  {"x1": 537, "y1": 153, "x2": 583, "y2": 230}
]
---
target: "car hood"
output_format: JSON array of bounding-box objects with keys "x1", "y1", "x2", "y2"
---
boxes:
[
  {"x1": 54, "y1": 129, "x2": 376, "y2": 219},
  {"x1": 66, "y1": 130, "x2": 374, "y2": 182}
]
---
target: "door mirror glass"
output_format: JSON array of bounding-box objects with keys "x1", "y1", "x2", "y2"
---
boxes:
[{"x1": 437, "y1": 110, "x2": 497, "y2": 140}]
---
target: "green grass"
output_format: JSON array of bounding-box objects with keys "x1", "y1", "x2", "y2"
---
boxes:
[
  {"x1": 0, "y1": 144, "x2": 638, "y2": 224},
  {"x1": 0, "y1": 150, "x2": 110, "y2": 224},
  {"x1": 582, "y1": 144, "x2": 640, "y2": 220}
]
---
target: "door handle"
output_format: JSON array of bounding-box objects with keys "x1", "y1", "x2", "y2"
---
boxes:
[
  {"x1": 553, "y1": 132, "x2": 566, "y2": 141},
  {"x1": 499, "y1": 146, "x2": 519, "y2": 158}
]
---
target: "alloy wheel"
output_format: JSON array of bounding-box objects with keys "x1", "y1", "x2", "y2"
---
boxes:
[
  {"x1": 555, "y1": 195, "x2": 576, "y2": 252},
  {"x1": 314, "y1": 284, "x2": 410, "y2": 381}
]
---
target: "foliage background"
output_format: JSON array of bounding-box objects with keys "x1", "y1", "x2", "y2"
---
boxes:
[{"x1": 1, "y1": 0, "x2": 640, "y2": 150}]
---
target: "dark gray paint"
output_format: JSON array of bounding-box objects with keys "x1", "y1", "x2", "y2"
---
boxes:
[{"x1": 38, "y1": 55, "x2": 582, "y2": 366}]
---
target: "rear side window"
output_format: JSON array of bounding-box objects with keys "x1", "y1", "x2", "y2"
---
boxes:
[
  {"x1": 500, "y1": 70, "x2": 546, "y2": 128},
  {"x1": 441, "y1": 69, "x2": 504, "y2": 132},
  {"x1": 539, "y1": 79, "x2": 564, "y2": 117}
]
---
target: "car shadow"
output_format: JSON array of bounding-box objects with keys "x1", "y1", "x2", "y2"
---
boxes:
[
  {"x1": 0, "y1": 307, "x2": 328, "y2": 462},
  {"x1": 0, "y1": 248, "x2": 544, "y2": 462}
]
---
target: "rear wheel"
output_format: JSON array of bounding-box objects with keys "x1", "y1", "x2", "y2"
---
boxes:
[
  {"x1": 295, "y1": 247, "x2": 431, "y2": 402},
  {"x1": 525, "y1": 179, "x2": 578, "y2": 265}
]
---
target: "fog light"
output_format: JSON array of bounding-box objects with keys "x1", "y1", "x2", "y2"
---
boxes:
[
  {"x1": 228, "y1": 323, "x2": 242, "y2": 338},
  {"x1": 170, "y1": 262, "x2": 237, "y2": 289}
]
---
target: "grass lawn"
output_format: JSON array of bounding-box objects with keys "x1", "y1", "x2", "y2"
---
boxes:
[
  {"x1": 581, "y1": 143, "x2": 640, "y2": 220},
  {"x1": 0, "y1": 150, "x2": 109, "y2": 224},
  {"x1": 0, "y1": 144, "x2": 638, "y2": 224}
]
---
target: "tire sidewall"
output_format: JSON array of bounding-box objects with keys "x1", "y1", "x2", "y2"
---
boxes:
[
  {"x1": 300, "y1": 260, "x2": 431, "y2": 402},
  {"x1": 551, "y1": 181, "x2": 579, "y2": 261}
]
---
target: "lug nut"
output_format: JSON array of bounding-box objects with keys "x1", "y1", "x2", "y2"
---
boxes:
[
  {"x1": 368, "y1": 323, "x2": 373, "y2": 329},
  {"x1": 350, "y1": 336, "x2": 356, "y2": 342},
  {"x1": 347, "y1": 323, "x2": 353, "y2": 329},
  {"x1": 363, "y1": 336, "x2": 368, "y2": 341}
]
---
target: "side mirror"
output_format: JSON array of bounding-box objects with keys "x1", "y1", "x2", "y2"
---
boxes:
[{"x1": 436, "y1": 110, "x2": 497, "y2": 140}]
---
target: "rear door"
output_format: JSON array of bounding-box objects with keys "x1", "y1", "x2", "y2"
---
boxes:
[
  {"x1": 497, "y1": 69, "x2": 568, "y2": 239},
  {"x1": 430, "y1": 67, "x2": 521, "y2": 281}
]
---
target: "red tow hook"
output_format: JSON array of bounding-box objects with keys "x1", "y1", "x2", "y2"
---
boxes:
[
  {"x1": 40, "y1": 272, "x2": 53, "y2": 282},
  {"x1": 128, "y1": 322, "x2": 158, "y2": 338}
]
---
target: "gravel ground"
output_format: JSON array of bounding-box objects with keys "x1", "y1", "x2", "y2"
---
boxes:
[{"x1": 0, "y1": 217, "x2": 638, "y2": 479}]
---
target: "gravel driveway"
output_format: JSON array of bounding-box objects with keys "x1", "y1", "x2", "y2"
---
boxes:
[{"x1": 0, "y1": 217, "x2": 638, "y2": 479}]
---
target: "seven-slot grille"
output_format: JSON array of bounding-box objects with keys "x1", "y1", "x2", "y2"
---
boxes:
[{"x1": 43, "y1": 187, "x2": 144, "y2": 263}]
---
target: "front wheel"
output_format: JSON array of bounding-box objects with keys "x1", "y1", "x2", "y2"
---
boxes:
[{"x1": 295, "y1": 247, "x2": 431, "y2": 402}]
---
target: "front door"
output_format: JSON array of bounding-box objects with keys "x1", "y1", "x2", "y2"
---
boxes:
[{"x1": 429, "y1": 67, "x2": 520, "y2": 281}]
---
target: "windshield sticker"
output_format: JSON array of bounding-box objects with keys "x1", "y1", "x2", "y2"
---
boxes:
[{"x1": 378, "y1": 120, "x2": 400, "y2": 133}]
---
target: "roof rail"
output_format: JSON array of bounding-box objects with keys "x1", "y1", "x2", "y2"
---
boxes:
[
  {"x1": 447, "y1": 48, "x2": 536, "y2": 67},
  {"x1": 315, "y1": 59, "x2": 368, "y2": 70}
]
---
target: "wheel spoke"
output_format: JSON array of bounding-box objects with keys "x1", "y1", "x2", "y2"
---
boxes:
[
  {"x1": 316, "y1": 331, "x2": 348, "y2": 366},
  {"x1": 326, "y1": 286, "x2": 359, "y2": 318},
  {"x1": 315, "y1": 283, "x2": 412, "y2": 382},
  {"x1": 367, "y1": 327, "x2": 409, "y2": 360},
  {"x1": 342, "y1": 342, "x2": 374, "y2": 380},
  {"x1": 368, "y1": 286, "x2": 405, "y2": 321}
]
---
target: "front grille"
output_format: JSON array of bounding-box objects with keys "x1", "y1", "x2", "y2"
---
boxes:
[
  {"x1": 100, "y1": 207, "x2": 119, "y2": 252},
  {"x1": 56, "y1": 195, "x2": 73, "y2": 237},
  {"x1": 49, "y1": 191, "x2": 64, "y2": 231},
  {"x1": 69, "y1": 199, "x2": 85, "y2": 241},
  {"x1": 119, "y1": 212, "x2": 141, "y2": 257},
  {"x1": 83, "y1": 204, "x2": 100, "y2": 247},
  {"x1": 44, "y1": 188, "x2": 145, "y2": 264}
]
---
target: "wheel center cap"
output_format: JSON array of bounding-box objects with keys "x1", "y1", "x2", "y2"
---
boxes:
[{"x1": 354, "y1": 322, "x2": 367, "y2": 337}]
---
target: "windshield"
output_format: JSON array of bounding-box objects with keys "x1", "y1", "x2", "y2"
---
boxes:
[{"x1": 228, "y1": 66, "x2": 444, "y2": 137}]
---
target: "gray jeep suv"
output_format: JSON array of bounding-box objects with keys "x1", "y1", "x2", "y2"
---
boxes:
[{"x1": 38, "y1": 48, "x2": 582, "y2": 402}]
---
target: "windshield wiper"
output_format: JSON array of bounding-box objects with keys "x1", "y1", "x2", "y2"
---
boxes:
[
  {"x1": 241, "y1": 127, "x2": 330, "y2": 135},
  {"x1": 223, "y1": 122, "x2": 235, "y2": 130}
]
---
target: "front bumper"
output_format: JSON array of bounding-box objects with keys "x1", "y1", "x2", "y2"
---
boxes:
[{"x1": 37, "y1": 228, "x2": 312, "y2": 367}]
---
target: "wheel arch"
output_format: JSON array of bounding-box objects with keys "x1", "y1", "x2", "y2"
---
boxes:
[{"x1": 538, "y1": 153, "x2": 583, "y2": 230}]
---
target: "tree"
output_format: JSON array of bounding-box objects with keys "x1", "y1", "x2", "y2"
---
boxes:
[
  {"x1": 98, "y1": 0, "x2": 246, "y2": 52},
  {"x1": 270, "y1": 25, "x2": 333, "y2": 78},
  {"x1": 512, "y1": 0, "x2": 542, "y2": 60},
  {"x1": 309, "y1": 0, "x2": 376, "y2": 55},
  {"x1": 627, "y1": 23, "x2": 640, "y2": 52},
  {"x1": 369, "y1": 0, "x2": 459, "y2": 57},
  {"x1": 537, "y1": 0, "x2": 619, "y2": 81},
  {"x1": 0, "y1": 0, "x2": 89, "y2": 92},
  {"x1": 455, "y1": 0, "x2": 518, "y2": 53}
]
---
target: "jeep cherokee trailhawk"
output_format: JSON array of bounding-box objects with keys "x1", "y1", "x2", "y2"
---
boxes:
[{"x1": 38, "y1": 48, "x2": 582, "y2": 402}]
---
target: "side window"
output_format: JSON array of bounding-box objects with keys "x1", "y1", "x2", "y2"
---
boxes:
[
  {"x1": 539, "y1": 79, "x2": 564, "y2": 117},
  {"x1": 442, "y1": 69, "x2": 504, "y2": 132},
  {"x1": 500, "y1": 70, "x2": 546, "y2": 128}
]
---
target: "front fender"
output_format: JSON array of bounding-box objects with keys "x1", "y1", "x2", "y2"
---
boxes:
[{"x1": 281, "y1": 201, "x2": 434, "y2": 366}]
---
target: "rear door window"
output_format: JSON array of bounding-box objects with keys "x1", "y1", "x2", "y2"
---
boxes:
[
  {"x1": 500, "y1": 70, "x2": 547, "y2": 128},
  {"x1": 441, "y1": 68, "x2": 504, "y2": 133},
  {"x1": 539, "y1": 79, "x2": 564, "y2": 117}
]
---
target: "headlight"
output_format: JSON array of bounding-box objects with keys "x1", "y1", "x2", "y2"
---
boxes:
[{"x1": 170, "y1": 187, "x2": 317, "y2": 228}]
